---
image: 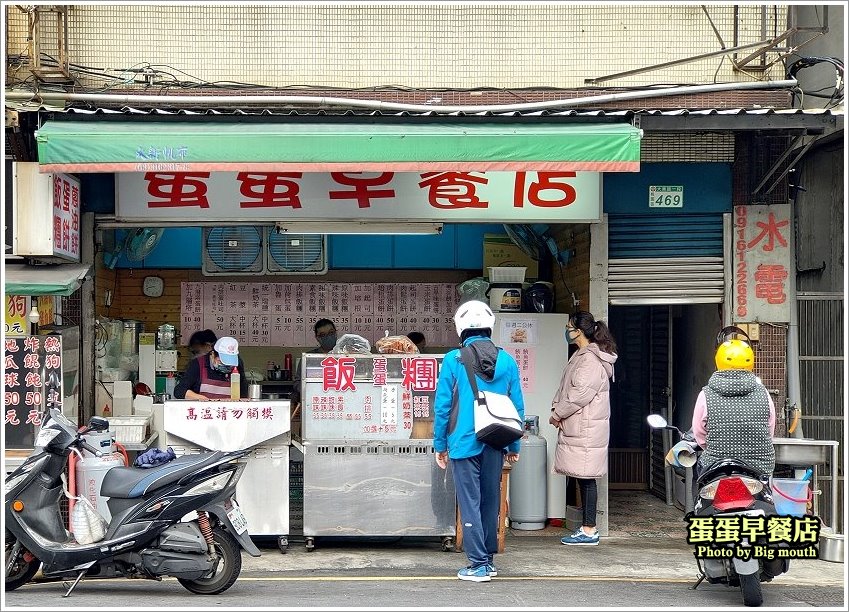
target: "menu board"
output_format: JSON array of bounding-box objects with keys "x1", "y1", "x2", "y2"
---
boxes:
[
  {"x1": 3, "y1": 335, "x2": 63, "y2": 449},
  {"x1": 301, "y1": 354, "x2": 441, "y2": 440},
  {"x1": 181, "y1": 282, "x2": 460, "y2": 347}
]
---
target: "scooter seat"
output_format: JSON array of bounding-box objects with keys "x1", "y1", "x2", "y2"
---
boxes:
[{"x1": 101, "y1": 452, "x2": 228, "y2": 499}]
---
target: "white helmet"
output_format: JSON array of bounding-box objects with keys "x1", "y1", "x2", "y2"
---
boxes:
[{"x1": 454, "y1": 300, "x2": 496, "y2": 337}]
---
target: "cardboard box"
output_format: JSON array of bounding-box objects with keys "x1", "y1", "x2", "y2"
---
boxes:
[{"x1": 482, "y1": 234, "x2": 539, "y2": 280}]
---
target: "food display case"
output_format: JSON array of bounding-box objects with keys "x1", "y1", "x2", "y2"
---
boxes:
[
  {"x1": 300, "y1": 353, "x2": 456, "y2": 551},
  {"x1": 164, "y1": 399, "x2": 292, "y2": 552}
]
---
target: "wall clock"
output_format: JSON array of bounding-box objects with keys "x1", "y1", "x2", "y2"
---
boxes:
[{"x1": 142, "y1": 275, "x2": 164, "y2": 298}]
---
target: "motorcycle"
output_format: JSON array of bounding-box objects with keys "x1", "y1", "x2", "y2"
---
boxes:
[
  {"x1": 647, "y1": 414, "x2": 789, "y2": 607},
  {"x1": 5, "y1": 408, "x2": 261, "y2": 597}
]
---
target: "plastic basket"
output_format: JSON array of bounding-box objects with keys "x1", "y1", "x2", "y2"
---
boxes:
[
  {"x1": 108, "y1": 415, "x2": 152, "y2": 444},
  {"x1": 488, "y1": 266, "x2": 527, "y2": 283},
  {"x1": 772, "y1": 478, "x2": 811, "y2": 517}
]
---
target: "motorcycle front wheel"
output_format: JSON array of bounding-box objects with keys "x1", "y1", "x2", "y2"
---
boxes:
[
  {"x1": 177, "y1": 526, "x2": 242, "y2": 595},
  {"x1": 4, "y1": 532, "x2": 41, "y2": 591}
]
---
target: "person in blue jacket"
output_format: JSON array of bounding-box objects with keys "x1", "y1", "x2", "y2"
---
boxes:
[{"x1": 433, "y1": 300, "x2": 524, "y2": 583}]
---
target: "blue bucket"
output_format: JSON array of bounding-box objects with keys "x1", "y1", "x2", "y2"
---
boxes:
[{"x1": 772, "y1": 478, "x2": 811, "y2": 517}]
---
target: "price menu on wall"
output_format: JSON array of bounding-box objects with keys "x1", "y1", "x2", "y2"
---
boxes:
[{"x1": 181, "y1": 282, "x2": 460, "y2": 347}]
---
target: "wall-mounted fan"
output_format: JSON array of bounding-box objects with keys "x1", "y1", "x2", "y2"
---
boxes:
[
  {"x1": 102, "y1": 228, "x2": 164, "y2": 268},
  {"x1": 503, "y1": 224, "x2": 572, "y2": 265},
  {"x1": 124, "y1": 228, "x2": 165, "y2": 262}
]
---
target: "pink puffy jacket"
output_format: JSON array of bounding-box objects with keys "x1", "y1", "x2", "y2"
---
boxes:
[{"x1": 550, "y1": 344, "x2": 617, "y2": 479}]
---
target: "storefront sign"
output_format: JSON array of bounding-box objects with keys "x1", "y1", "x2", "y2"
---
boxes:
[
  {"x1": 4, "y1": 335, "x2": 63, "y2": 449},
  {"x1": 37, "y1": 296, "x2": 55, "y2": 327},
  {"x1": 53, "y1": 173, "x2": 81, "y2": 261},
  {"x1": 117, "y1": 171, "x2": 602, "y2": 223},
  {"x1": 649, "y1": 185, "x2": 684, "y2": 208},
  {"x1": 4, "y1": 295, "x2": 28, "y2": 336},
  {"x1": 732, "y1": 204, "x2": 791, "y2": 323}
]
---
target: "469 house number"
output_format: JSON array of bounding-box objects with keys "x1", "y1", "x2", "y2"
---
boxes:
[{"x1": 649, "y1": 185, "x2": 684, "y2": 208}]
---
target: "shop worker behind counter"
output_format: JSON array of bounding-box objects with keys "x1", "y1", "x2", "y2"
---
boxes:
[
  {"x1": 290, "y1": 318, "x2": 337, "y2": 409},
  {"x1": 174, "y1": 336, "x2": 248, "y2": 400},
  {"x1": 188, "y1": 329, "x2": 217, "y2": 357}
]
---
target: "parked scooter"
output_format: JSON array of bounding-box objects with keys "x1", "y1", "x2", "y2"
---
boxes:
[
  {"x1": 647, "y1": 414, "x2": 789, "y2": 607},
  {"x1": 5, "y1": 408, "x2": 261, "y2": 597}
]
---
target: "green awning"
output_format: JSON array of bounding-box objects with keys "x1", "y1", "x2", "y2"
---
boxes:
[
  {"x1": 36, "y1": 121, "x2": 641, "y2": 173},
  {"x1": 4, "y1": 264, "x2": 91, "y2": 297}
]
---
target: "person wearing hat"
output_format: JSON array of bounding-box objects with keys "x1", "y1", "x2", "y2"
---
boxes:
[{"x1": 174, "y1": 336, "x2": 248, "y2": 400}]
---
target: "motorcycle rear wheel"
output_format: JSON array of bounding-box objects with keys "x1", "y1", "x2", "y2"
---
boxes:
[
  {"x1": 739, "y1": 571, "x2": 764, "y2": 607},
  {"x1": 4, "y1": 533, "x2": 41, "y2": 591},
  {"x1": 177, "y1": 527, "x2": 241, "y2": 595}
]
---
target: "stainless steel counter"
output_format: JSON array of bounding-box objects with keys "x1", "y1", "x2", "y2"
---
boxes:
[{"x1": 773, "y1": 437, "x2": 840, "y2": 531}]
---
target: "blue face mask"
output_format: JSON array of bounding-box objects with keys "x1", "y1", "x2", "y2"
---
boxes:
[
  {"x1": 212, "y1": 359, "x2": 231, "y2": 375},
  {"x1": 565, "y1": 329, "x2": 579, "y2": 345}
]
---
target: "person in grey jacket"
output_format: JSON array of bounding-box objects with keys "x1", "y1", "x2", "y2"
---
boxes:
[
  {"x1": 433, "y1": 300, "x2": 524, "y2": 583},
  {"x1": 550, "y1": 311, "x2": 618, "y2": 546}
]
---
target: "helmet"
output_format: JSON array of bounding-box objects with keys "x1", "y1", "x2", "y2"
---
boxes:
[
  {"x1": 454, "y1": 300, "x2": 496, "y2": 337},
  {"x1": 715, "y1": 339, "x2": 754, "y2": 371}
]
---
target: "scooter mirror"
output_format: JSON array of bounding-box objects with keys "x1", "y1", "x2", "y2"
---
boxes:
[
  {"x1": 88, "y1": 416, "x2": 110, "y2": 432},
  {"x1": 646, "y1": 414, "x2": 668, "y2": 429}
]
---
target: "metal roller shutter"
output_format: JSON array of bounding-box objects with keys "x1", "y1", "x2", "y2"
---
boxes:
[{"x1": 608, "y1": 214, "x2": 726, "y2": 305}]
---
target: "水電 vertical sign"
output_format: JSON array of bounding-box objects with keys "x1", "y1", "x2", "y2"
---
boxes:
[{"x1": 733, "y1": 204, "x2": 791, "y2": 323}]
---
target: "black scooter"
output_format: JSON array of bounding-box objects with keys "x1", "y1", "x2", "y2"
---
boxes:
[
  {"x1": 5, "y1": 408, "x2": 261, "y2": 597},
  {"x1": 647, "y1": 414, "x2": 789, "y2": 607}
]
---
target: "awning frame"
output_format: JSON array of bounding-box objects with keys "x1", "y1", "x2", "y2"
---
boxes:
[{"x1": 4, "y1": 263, "x2": 92, "y2": 297}]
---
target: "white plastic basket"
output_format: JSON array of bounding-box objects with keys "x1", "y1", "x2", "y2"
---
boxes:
[
  {"x1": 488, "y1": 266, "x2": 527, "y2": 283},
  {"x1": 108, "y1": 415, "x2": 152, "y2": 444}
]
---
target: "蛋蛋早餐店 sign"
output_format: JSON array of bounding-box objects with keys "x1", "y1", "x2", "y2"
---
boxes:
[{"x1": 115, "y1": 171, "x2": 603, "y2": 224}]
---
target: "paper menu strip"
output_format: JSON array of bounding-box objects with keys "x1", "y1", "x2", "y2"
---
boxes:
[{"x1": 182, "y1": 282, "x2": 462, "y2": 346}]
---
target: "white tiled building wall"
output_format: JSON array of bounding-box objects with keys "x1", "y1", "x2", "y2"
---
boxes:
[{"x1": 5, "y1": 4, "x2": 788, "y2": 89}]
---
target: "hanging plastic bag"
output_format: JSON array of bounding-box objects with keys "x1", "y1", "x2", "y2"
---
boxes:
[
  {"x1": 61, "y1": 471, "x2": 108, "y2": 545},
  {"x1": 329, "y1": 333, "x2": 372, "y2": 355}
]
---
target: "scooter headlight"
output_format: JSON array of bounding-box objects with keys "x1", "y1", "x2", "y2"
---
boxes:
[
  {"x1": 34, "y1": 427, "x2": 61, "y2": 448},
  {"x1": 699, "y1": 476, "x2": 764, "y2": 500}
]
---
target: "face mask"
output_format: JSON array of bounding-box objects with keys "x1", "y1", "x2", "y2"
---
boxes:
[
  {"x1": 212, "y1": 357, "x2": 232, "y2": 375},
  {"x1": 318, "y1": 333, "x2": 337, "y2": 350},
  {"x1": 565, "y1": 329, "x2": 579, "y2": 345}
]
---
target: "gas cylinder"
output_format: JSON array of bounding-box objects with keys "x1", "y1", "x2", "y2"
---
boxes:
[
  {"x1": 508, "y1": 415, "x2": 548, "y2": 530},
  {"x1": 75, "y1": 432, "x2": 124, "y2": 523}
]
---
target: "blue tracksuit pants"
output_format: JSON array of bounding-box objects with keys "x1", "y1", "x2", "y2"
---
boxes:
[{"x1": 451, "y1": 444, "x2": 503, "y2": 568}]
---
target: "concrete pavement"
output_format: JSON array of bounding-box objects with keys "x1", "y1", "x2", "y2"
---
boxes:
[{"x1": 244, "y1": 531, "x2": 845, "y2": 588}]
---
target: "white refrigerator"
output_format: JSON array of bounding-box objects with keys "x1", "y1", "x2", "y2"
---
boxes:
[{"x1": 492, "y1": 312, "x2": 572, "y2": 520}]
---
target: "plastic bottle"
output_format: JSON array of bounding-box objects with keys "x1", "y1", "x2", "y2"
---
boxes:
[{"x1": 230, "y1": 367, "x2": 241, "y2": 400}]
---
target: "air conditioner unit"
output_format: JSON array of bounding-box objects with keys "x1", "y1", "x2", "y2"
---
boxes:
[
  {"x1": 264, "y1": 228, "x2": 327, "y2": 276},
  {"x1": 9, "y1": 162, "x2": 81, "y2": 262},
  {"x1": 202, "y1": 226, "x2": 265, "y2": 276}
]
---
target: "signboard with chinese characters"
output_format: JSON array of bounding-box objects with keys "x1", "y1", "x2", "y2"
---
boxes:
[
  {"x1": 117, "y1": 171, "x2": 602, "y2": 223},
  {"x1": 163, "y1": 400, "x2": 291, "y2": 451},
  {"x1": 4, "y1": 295, "x2": 28, "y2": 337},
  {"x1": 4, "y1": 335, "x2": 63, "y2": 449},
  {"x1": 732, "y1": 204, "x2": 792, "y2": 323},
  {"x1": 52, "y1": 173, "x2": 81, "y2": 261},
  {"x1": 302, "y1": 354, "x2": 442, "y2": 440},
  {"x1": 181, "y1": 282, "x2": 460, "y2": 347}
]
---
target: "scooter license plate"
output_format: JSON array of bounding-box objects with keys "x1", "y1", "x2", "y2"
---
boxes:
[{"x1": 226, "y1": 498, "x2": 249, "y2": 534}]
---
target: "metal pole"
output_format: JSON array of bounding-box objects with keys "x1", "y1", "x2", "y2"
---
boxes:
[{"x1": 786, "y1": 199, "x2": 804, "y2": 439}]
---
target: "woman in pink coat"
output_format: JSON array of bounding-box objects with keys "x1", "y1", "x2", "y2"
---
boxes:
[{"x1": 549, "y1": 311, "x2": 618, "y2": 546}]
